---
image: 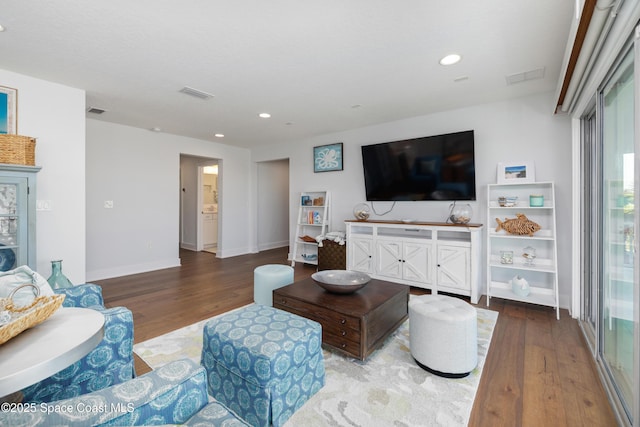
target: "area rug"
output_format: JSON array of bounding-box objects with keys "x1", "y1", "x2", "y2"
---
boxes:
[{"x1": 134, "y1": 302, "x2": 498, "y2": 427}]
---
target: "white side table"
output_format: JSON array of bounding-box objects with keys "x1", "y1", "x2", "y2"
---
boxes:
[{"x1": 0, "y1": 307, "x2": 105, "y2": 397}]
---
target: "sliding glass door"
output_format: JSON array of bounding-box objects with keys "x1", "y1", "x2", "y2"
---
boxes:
[
  {"x1": 582, "y1": 35, "x2": 639, "y2": 426},
  {"x1": 600, "y1": 44, "x2": 635, "y2": 421}
]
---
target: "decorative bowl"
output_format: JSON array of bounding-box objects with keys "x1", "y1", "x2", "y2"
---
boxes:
[
  {"x1": 353, "y1": 203, "x2": 371, "y2": 221},
  {"x1": 311, "y1": 270, "x2": 371, "y2": 294}
]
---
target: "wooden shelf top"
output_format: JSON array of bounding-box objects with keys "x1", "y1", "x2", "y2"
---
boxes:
[{"x1": 345, "y1": 219, "x2": 483, "y2": 228}]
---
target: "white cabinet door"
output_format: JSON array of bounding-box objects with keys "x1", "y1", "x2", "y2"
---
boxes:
[
  {"x1": 376, "y1": 239, "x2": 402, "y2": 279},
  {"x1": 348, "y1": 236, "x2": 374, "y2": 273},
  {"x1": 403, "y1": 241, "x2": 432, "y2": 284},
  {"x1": 376, "y1": 239, "x2": 431, "y2": 283},
  {"x1": 437, "y1": 244, "x2": 470, "y2": 291}
]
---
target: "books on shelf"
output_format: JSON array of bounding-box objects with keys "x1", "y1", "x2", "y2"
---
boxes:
[{"x1": 305, "y1": 211, "x2": 322, "y2": 224}]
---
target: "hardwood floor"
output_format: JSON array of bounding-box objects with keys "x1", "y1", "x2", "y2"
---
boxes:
[{"x1": 99, "y1": 248, "x2": 617, "y2": 427}]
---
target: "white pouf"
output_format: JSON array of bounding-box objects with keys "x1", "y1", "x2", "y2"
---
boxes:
[
  {"x1": 409, "y1": 294, "x2": 477, "y2": 378},
  {"x1": 253, "y1": 264, "x2": 294, "y2": 306}
]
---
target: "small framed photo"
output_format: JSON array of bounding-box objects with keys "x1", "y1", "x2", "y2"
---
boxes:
[
  {"x1": 314, "y1": 143, "x2": 343, "y2": 172},
  {"x1": 0, "y1": 86, "x2": 17, "y2": 135},
  {"x1": 497, "y1": 161, "x2": 535, "y2": 184}
]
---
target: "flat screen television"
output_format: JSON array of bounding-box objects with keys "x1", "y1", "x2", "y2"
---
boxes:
[{"x1": 361, "y1": 130, "x2": 476, "y2": 201}]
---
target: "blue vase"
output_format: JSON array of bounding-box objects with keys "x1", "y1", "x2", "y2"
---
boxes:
[{"x1": 47, "y1": 260, "x2": 74, "y2": 289}]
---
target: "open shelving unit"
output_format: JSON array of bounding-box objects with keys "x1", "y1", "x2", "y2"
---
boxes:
[
  {"x1": 291, "y1": 191, "x2": 330, "y2": 266},
  {"x1": 486, "y1": 181, "x2": 559, "y2": 319}
]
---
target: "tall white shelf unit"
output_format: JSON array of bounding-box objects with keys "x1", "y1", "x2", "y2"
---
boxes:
[
  {"x1": 291, "y1": 191, "x2": 330, "y2": 266},
  {"x1": 486, "y1": 181, "x2": 560, "y2": 319}
]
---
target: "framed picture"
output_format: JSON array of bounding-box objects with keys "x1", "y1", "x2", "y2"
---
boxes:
[
  {"x1": 497, "y1": 161, "x2": 536, "y2": 184},
  {"x1": 0, "y1": 86, "x2": 17, "y2": 134},
  {"x1": 314, "y1": 143, "x2": 343, "y2": 172}
]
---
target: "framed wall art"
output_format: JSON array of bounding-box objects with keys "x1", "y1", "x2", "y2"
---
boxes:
[
  {"x1": 0, "y1": 86, "x2": 17, "y2": 135},
  {"x1": 497, "y1": 161, "x2": 536, "y2": 184},
  {"x1": 313, "y1": 142, "x2": 343, "y2": 172}
]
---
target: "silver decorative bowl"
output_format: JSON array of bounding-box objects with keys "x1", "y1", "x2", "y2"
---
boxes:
[{"x1": 311, "y1": 270, "x2": 371, "y2": 294}]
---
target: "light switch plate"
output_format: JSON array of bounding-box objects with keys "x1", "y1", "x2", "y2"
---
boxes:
[{"x1": 104, "y1": 200, "x2": 114, "y2": 208}]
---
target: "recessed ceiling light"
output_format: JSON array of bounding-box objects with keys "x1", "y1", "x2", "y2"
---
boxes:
[
  {"x1": 439, "y1": 54, "x2": 462, "y2": 66},
  {"x1": 214, "y1": 133, "x2": 224, "y2": 138},
  {"x1": 258, "y1": 113, "x2": 271, "y2": 118},
  {"x1": 0, "y1": 24, "x2": 5, "y2": 32}
]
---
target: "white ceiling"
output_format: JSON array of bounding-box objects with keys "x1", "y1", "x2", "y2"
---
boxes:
[{"x1": 0, "y1": 1, "x2": 574, "y2": 148}]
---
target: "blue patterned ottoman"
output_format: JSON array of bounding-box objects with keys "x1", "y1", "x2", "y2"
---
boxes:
[{"x1": 201, "y1": 304, "x2": 325, "y2": 427}]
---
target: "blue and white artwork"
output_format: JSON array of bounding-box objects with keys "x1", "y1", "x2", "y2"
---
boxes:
[
  {"x1": 314, "y1": 143, "x2": 343, "y2": 172},
  {"x1": 0, "y1": 86, "x2": 17, "y2": 135},
  {"x1": 505, "y1": 165, "x2": 527, "y2": 179},
  {"x1": 0, "y1": 92, "x2": 8, "y2": 134}
]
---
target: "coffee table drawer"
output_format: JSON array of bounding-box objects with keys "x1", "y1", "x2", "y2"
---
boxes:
[
  {"x1": 323, "y1": 333, "x2": 362, "y2": 359},
  {"x1": 274, "y1": 295, "x2": 360, "y2": 332},
  {"x1": 274, "y1": 296, "x2": 363, "y2": 358}
]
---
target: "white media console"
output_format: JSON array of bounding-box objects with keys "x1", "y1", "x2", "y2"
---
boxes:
[{"x1": 345, "y1": 220, "x2": 483, "y2": 304}]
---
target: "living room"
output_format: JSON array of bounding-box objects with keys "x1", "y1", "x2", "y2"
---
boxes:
[{"x1": 0, "y1": 1, "x2": 638, "y2": 426}]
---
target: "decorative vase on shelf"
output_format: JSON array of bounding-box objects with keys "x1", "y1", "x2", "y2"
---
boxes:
[
  {"x1": 353, "y1": 203, "x2": 371, "y2": 221},
  {"x1": 510, "y1": 275, "x2": 530, "y2": 297},
  {"x1": 47, "y1": 260, "x2": 74, "y2": 289},
  {"x1": 523, "y1": 246, "x2": 536, "y2": 266},
  {"x1": 449, "y1": 203, "x2": 472, "y2": 224}
]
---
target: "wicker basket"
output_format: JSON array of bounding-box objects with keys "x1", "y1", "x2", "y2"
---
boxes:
[
  {"x1": 0, "y1": 284, "x2": 65, "y2": 345},
  {"x1": 0, "y1": 135, "x2": 36, "y2": 166},
  {"x1": 317, "y1": 240, "x2": 347, "y2": 271}
]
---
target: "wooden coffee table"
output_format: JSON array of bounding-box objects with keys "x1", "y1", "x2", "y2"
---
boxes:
[{"x1": 273, "y1": 277, "x2": 409, "y2": 360}]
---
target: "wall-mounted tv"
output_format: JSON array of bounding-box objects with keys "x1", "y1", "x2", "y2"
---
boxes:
[{"x1": 361, "y1": 130, "x2": 476, "y2": 201}]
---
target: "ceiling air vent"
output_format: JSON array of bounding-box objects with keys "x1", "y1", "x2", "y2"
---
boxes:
[
  {"x1": 505, "y1": 67, "x2": 545, "y2": 85},
  {"x1": 179, "y1": 86, "x2": 215, "y2": 100},
  {"x1": 87, "y1": 107, "x2": 106, "y2": 114}
]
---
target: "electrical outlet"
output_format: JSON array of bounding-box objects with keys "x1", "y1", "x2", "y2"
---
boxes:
[
  {"x1": 104, "y1": 200, "x2": 114, "y2": 208},
  {"x1": 36, "y1": 200, "x2": 53, "y2": 211}
]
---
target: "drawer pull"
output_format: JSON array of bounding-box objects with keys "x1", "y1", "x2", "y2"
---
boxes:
[
  {"x1": 341, "y1": 330, "x2": 346, "y2": 336},
  {"x1": 340, "y1": 318, "x2": 346, "y2": 324},
  {"x1": 280, "y1": 299, "x2": 287, "y2": 305},
  {"x1": 341, "y1": 343, "x2": 347, "y2": 349}
]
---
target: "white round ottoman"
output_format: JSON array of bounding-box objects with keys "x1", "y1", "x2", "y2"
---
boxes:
[
  {"x1": 409, "y1": 294, "x2": 477, "y2": 378},
  {"x1": 253, "y1": 264, "x2": 294, "y2": 306}
]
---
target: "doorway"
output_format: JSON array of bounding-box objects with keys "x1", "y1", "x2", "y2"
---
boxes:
[
  {"x1": 179, "y1": 155, "x2": 221, "y2": 254},
  {"x1": 201, "y1": 163, "x2": 219, "y2": 254}
]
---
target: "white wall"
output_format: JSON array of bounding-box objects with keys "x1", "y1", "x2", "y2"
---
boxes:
[
  {"x1": 0, "y1": 69, "x2": 87, "y2": 283},
  {"x1": 257, "y1": 159, "x2": 289, "y2": 251},
  {"x1": 2, "y1": 65, "x2": 573, "y2": 309},
  {"x1": 253, "y1": 91, "x2": 574, "y2": 308},
  {"x1": 86, "y1": 119, "x2": 251, "y2": 280}
]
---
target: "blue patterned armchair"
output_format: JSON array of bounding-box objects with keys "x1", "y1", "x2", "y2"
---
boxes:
[
  {"x1": 1, "y1": 359, "x2": 249, "y2": 426},
  {"x1": 20, "y1": 284, "x2": 135, "y2": 403}
]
